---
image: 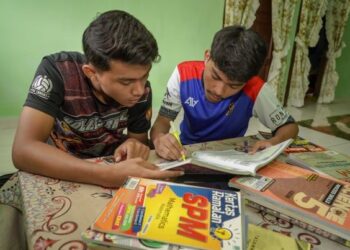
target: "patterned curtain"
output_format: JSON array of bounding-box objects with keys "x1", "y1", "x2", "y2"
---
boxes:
[
  {"x1": 267, "y1": 0, "x2": 298, "y2": 101},
  {"x1": 224, "y1": 0, "x2": 260, "y2": 28},
  {"x1": 318, "y1": 0, "x2": 350, "y2": 103},
  {"x1": 288, "y1": 0, "x2": 328, "y2": 107}
]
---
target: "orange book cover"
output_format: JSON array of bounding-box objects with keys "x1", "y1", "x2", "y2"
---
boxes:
[
  {"x1": 92, "y1": 177, "x2": 245, "y2": 250},
  {"x1": 229, "y1": 161, "x2": 350, "y2": 242}
]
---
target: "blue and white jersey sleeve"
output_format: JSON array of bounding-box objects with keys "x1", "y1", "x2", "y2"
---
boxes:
[
  {"x1": 253, "y1": 82, "x2": 295, "y2": 133},
  {"x1": 159, "y1": 67, "x2": 183, "y2": 120}
]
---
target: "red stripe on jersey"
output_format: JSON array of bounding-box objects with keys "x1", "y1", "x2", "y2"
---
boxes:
[
  {"x1": 242, "y1": 76, "x2": 265, "y2": 102},
  {"x1": 178, "y1": 61, "x2": 205, "y2": 83}
]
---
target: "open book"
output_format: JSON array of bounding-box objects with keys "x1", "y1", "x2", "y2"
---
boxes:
[{"x1": 157, "y1": 139, "x2": 293, "y2": 176}]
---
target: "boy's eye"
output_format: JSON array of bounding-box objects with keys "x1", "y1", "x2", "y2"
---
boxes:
[
  {"x1": 212, "y1": 74, "x2": 220, "y2": 80},
  {"x1": 229, "y1": 85, "x2": 239, "y2": 89},
  {"x1": 119, "y1": 80, "x2": 133, "y2": 85}
]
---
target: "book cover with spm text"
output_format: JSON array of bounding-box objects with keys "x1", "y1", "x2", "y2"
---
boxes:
[{"x1": 92, "y1": 177, "x2": 245, "y2": 250}]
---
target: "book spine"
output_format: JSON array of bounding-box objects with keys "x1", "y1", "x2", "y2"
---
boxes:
[{"x1": 245, "y1": 199, "x2": 350, "y2": 247}]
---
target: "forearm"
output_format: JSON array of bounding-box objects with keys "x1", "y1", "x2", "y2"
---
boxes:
[
  {"x1": 270, "y1": 123, "x2": 299, "y2": 145},
  {"x1": 12, "y1": 141, "x2": 108, "y2": 186},
  {"x1": 128, "y1": 132, "x2": 149, "y2": 145},
  {"x1": 150, "y1": 116, "x2": 171, "y2": 143}
]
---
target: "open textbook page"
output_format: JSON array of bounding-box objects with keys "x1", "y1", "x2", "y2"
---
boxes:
[{"x1": 158, "y1": 139, "x2": 293, "y2": 176}]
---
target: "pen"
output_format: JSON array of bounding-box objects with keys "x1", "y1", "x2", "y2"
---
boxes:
[{"x1": 170, "y1": 121, "x2": 186, "y2": 161}]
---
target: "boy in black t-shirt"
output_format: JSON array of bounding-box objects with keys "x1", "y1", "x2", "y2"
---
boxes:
[{"x1": 12, "y1": 10, "x2": 183, "y2": 187}]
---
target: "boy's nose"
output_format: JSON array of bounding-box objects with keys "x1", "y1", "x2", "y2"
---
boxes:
[{"x1": 131, "y1": 81, "x2": 145, "y2": 96}]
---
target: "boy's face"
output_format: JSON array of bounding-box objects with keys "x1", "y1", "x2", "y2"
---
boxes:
[
  {"x1": 87, "y1": 60, "x2": 151, "y2": 107},
  {"x1": 203, "y1": 55, "x2": 245, "y2": 103}
]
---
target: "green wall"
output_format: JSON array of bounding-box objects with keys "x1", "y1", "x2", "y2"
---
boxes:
[
  {"x1": 0, "y1": 0, "x2": 224, "y2": 116},
  {"x1": 2, "y1": 0, "x2": 348, "y2": 118}
]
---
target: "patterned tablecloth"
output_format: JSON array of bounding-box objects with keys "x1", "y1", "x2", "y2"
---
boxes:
[
  {"x1": 0, "y1": 137, "x2": 348, "y2": 249},
  {"x1": 0, "y1": 172, "x2": 115, "y2": 249}
]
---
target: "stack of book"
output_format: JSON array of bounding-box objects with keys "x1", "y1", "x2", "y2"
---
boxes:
[
  {"x1": 83, "y1": 177, "x2": 246, "y2": 250},
  {"x1": 82, "y1": 222, "x2": 311, "y2": 250},
  {"x1": 229, "y1": 160, "x2": 350, "y2": 247}
]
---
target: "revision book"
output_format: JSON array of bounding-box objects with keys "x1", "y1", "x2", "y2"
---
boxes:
[
  {"x1": 92, "y1": 177, "x2": 245, "y2": 250},
  {"x1": 229, "y1": 161, "x2": 350, "y2": 245}
]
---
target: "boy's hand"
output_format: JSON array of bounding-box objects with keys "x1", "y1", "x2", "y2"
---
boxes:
[
  {"x1": 100, "y1": 157, "x2": 184, "y2": 187},
  {"x1": 114, "y1": 138, "x2": 150, "y2": 161},
  {"x1": 153, "y1": 133, "x2": 186, "y2": 160},
  {"x1": 249, "y1": 140, "x2": 273, "y2": 154}
]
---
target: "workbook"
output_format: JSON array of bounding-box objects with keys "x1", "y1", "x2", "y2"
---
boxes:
[
  {"x1": 229, "y1": 161, "x2": 350, "y2": 246},
  {"x1": 157, "y1": 139, "x2": 293, "y2": 176},
  {"x1": 92, "y1": 177, "x2": 245, "y2": 250}
]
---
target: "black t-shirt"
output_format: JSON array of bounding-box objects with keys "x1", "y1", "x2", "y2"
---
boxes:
[{"x1": 25, "y1": 51, "x2": 152, "y2": 158}]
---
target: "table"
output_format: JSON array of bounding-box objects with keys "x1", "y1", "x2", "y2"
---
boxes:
[
  {"x1": 0, "y1": 171, "x2": 113, "y2": 249},
  {"x1": 0, "y1": 137, "x2": 348, "y2": 249}
]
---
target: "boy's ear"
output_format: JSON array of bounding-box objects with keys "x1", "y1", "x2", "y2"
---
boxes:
[
  {"x1": 204, "y1": 50, "x2": 210, "y2": 62},
  {"x1": 82, "y1": 64, "x2": 96, "y2": 79}
]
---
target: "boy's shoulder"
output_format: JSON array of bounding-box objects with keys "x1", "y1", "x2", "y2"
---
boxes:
[
  {"x1": 178, "y1": 60, "x2": 203, "y2": 66},
  {"x1": 43, "y1": 51, "x2": 85, "y2": 64},
  {"x1": 177, "y1": 61, "x2": 205, "y2": 81},
  {"x1": 177, "y1": 60, "x2": 204, "y2": 70},
  {"x1": 243, "y1": 76, "x2": 266, "y2": 101}
]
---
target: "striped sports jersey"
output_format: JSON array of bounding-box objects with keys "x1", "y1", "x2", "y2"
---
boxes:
[{"x1": 159, "y1": 61, "x2": 294, "y2": 145}]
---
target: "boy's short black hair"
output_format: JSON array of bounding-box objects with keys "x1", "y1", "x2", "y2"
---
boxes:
[
  {"x1": 210, "y1": 25, "x2": 267, "y2": 83},
  {"x1": 83, "y1": 10, "x2": 160, "y2": 71}
]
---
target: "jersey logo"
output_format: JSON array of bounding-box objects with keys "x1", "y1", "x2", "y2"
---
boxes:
[
  {"x1": 184, "y1": 97, "x2": 198, "y2": 107},
  {"x1": 30, "y1": 75, "x2": 53, "y2": 99},
  {"x1": 226, "y1": 102, "x2": 235, "y2": 116}
]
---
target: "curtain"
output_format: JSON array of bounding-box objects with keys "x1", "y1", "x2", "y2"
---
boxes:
[
  {"x1": 318, "y1": 0, "x2": 350, "y2": 103},
  {"x1": 267, "y1": 0, "x2": 298, "y2": 102},
  {"x1": 224, "y1": 0, "x2": 260, "y2": 28},
  {"x1": 288, "y1": 0, "x2": 328, "y2": 107}
]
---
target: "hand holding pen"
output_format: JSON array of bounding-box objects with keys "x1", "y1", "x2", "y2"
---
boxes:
[{"x1": 170, "y1": 121, "x2": 186, "y2": 161}]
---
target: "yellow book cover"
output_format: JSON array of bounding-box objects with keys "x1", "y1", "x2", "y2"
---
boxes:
[{"x1": 92, "y1": 177, "x2": 245, "y2": 250}]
